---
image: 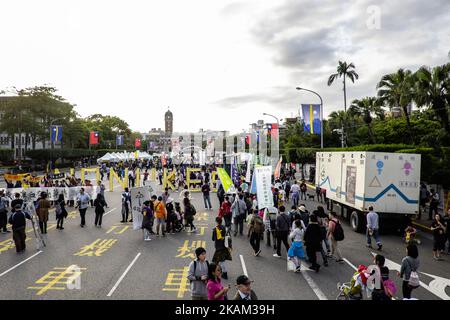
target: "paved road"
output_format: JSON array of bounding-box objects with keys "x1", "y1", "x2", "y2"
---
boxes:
[{"x1": 0, "y1": 173, "x2": 449, "y2": 300}]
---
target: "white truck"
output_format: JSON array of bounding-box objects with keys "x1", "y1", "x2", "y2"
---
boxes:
[{"x1": 315, "y1": 151, "x2": 421, "y2": 233}]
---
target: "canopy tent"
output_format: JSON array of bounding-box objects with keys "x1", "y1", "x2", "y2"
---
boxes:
[{"x1": 96, "y1": 151, "x2": 153, "y2": 162}]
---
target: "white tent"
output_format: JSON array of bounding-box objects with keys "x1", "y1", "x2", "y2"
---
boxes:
[{"x1": 97, "y1": 153, "x2": 115, "y2": 163}]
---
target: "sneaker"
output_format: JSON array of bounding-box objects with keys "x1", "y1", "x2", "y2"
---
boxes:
[
  {"x1": 324, "y1": 261, "x2": 329, "y2": 267},
  {"x1": 295, "y1": 266, "x2": 301, "y2": 273},
  {"x1": 60, "y1": 227, "x2": 64, "y2": 230},
  {"x1": 273, "y1": 254, "x2": 281, "y2": 258},
  {"x1": 308, "y1": 266, "x2": 316, "y2": 271},
  {"x1": 377, "y1": 244, "x2": 383, "y2": 251},
  {"x1": 255, "y1": 249, "x2": 261, "y2": 257},
  {"x1": 80, "y1": 224, "x2": 84, "y2": 228},
  {"x1": 336, "y1": 259, "x2": 344, "y2": 263},
  {"x1": 144, "y1": 238, "x2": 151, "y2": 241}
]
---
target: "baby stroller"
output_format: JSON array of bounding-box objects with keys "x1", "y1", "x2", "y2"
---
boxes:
[{"x1": 172, "y1": 202, "x2": 185, "y2": 233}]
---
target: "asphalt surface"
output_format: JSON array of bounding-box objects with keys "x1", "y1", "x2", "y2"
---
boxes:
[{"x1": 0, "y1": 170, "x2": 449, "y2": 300}]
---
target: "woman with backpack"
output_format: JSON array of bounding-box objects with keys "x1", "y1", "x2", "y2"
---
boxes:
[
  {"x1": 55, "y1": 194, "x2": 67, "y2": 230},
  {"x1": 248, "y1": 209, "x2": 264, "y2": 257},
  {"x1": 212, "y1": 217, "x2": 232, "y2": 279},
  {"x1": 327, "y1": 211, "x2": 344, "y2": 263},
  {"x1": 398, "y1": 244, "x2": 420, "y2": 299}
]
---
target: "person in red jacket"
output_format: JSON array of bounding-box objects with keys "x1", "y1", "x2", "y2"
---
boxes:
[{"x1": 219, "y1": 196, "x2": 232, "y2": 233}]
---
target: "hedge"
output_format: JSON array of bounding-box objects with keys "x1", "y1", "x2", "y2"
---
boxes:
[{"x1": 0, "y1": 149, "x2": 14, "y2": 162}]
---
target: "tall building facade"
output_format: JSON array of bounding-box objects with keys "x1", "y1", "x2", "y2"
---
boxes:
[{"x1": 165, "y1": 108, "x2": 173, "y2": 134}]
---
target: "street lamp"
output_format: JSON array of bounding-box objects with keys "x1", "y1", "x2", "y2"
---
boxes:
[
  {"x1": 262, "y1": 113, "x2": 279, "y2": 127},
  {"x1": 296, "y1": 87, "x2": 324, "y2": 149}
]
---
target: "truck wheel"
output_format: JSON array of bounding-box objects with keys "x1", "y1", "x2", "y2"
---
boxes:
[{"x1": 350, "y1": 211, "x2": 364, "y2": 233}]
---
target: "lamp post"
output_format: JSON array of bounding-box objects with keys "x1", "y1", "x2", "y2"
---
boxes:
[{"x1": 296, "y1": 87, "x2": 324, "y2": 149}]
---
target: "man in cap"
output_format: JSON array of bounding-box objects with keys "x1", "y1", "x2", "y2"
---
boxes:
[
  {"x1": 233, "y1": 275, "x2": 258, "y2": 300},
  {"x1": 8, "y1": 203, "x2": 32, "y2": 253},
  {"x1": 299, "y1": 205, "x2": 309, "y2": 228}
]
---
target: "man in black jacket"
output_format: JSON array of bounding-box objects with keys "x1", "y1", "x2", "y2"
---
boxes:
[
  {"x1": 304, "y1": 214, "x2": 322, "y2": 272},
  {"x1": 273, "y1": 206, "x2": 291, "y2": 258},
  {"x1": 8, "y1": 204, "x2": 32, "y2": 253}
]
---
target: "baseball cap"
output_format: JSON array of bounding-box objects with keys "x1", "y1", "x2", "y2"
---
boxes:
[
  {"x1": 236, "y1": 275, "x2": 252, "y2": 285},
  {"x1": 299, "y1": 205, "x2": 306, "y2": 212}
]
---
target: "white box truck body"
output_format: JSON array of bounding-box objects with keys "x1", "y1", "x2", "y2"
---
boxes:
[{"x1": 315, "y1": 151, "x2": 421, "y2": 231}]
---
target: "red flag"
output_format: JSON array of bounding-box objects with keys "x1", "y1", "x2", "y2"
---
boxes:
[
  {"x1": 270, "y1": 123, "x2": 279, "y2": 139},
  {"x1": 245, "y1": 135, "x2": 250, "y2": 145},
  {"x1": 274, "y1": 156, "x2": 282, "y2": 180},
  {"x1": 89, "y1": 131, "x2": 99, "y2": 145},
  {"x1": 135, "y1": 138, "x2": 141, "y2": 148}
]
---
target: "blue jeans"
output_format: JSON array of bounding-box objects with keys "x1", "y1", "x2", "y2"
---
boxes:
[
  {"x1": 203, "y1": 194, "x2": 212, "y2": 209},
  {"x1": 367, "y1": 228, "x2": 381, "y2": 246}
]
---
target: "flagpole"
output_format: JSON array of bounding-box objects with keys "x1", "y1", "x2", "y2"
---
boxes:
[{"x1": 296, "y1": 87, "x2": 323, "y2": 149}]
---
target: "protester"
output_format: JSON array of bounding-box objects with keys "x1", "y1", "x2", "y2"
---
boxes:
[
  {"x1": 36, "y1": 192, "x2": 50, "y2": 234},
  {"x1": 398, "y1": 244, "x2": 420, "y2": 299},
  {"x1": 8, "y1": 204, "x2": 31, "y2": 253},
  {"x1": 165, "y1": 198, "x2": 177, "y2": 234},
  {"x1": 299, "y1": 205, "x2": 309, "y2": 228},
  {"x1": 187, "y1": 247, "x2": 209, "y2": 300},
  {"x1": 247, "y1": 209, "x2": 264, "y2": 257},
  {"x1": 142, "y1": 200, "x2": 154, "y2": 241},
  {"x1": 94, "y1": 193, "x2": 107, "y2": 228},
  {"x1": 273, "y1": 206, "x2": 291, "y2": 258},
  {"x1": 76, "y1": 187, "x2": 91, "y2": 228},
  {"x1": 233, "y1": 275, "x2": 258, "y2": 300},
  {"x1": 327, "y1": 211, "x2": 344, "y2": 263},
  {"x1": 288, "y1": 219, "x2": 306, "y2": 272},
  {"x1": 366, "y1": 206, "x2": 382, "y2": 251},
  {"x1": 55, "y1": 194, "x2": 67, "y2": 230},
  {"x1": 300, "y1": 180, "x2": 307, "y2": 201},
  {"x1": 10, "y1": 193, "x2": 23, "y2": 213},
  {"x1": 201, "y1": 182, "x2": 212, "y2": 210},
  {"x1": 212, "y1": 217, "x2": 232, "y2": 280},
  {"x1": 429, "y1": 189, "x2": 440, "y2": 220},
  {"x1": 154, "y1": 196, "x2": 167, "y2": 237},
  {"x1": 206, "y1": 263, "x2": 229, "y2": 300},
  {"x1": 231, "y1": 194, "x2": 247, "y2": 237},
  {"x1": 304, "y1": 214, "x2": 323, "y2": 272},
  {"x1": 219, "y1": 196, "x2": 232, "y2": 233},
  {"x1": 444, "y1": 209, "x2": 450, "y2": 254},
  {"x1": 121, "y1": 187, "x2": 132, "y2": 223},
  {"x1": 183, "y1": 197, "x2": 196, "y2": 232},
  {"x1": 431, "y1": 213, "x2": 446, "y2": 260},
  {"x1": 0, "y1": 190, "x2": 10, "y2": 233}
]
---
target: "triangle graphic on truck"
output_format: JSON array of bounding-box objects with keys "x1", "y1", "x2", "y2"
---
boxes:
[{"x1": 369, "y1": 176, "x2": 382, "y2": 188}]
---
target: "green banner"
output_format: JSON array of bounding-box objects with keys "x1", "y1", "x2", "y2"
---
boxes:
[{"x1": 217, "y1": 168, "x2": 235, "y2": 194}]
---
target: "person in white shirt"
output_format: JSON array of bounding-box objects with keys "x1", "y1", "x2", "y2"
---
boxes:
[
  {"x1": 288, "y1": 220, "x2": 306, "y2": 272},
  {"x1": 290, "y1": 181, "x2": 300, "y2": 207},
  {"x1": 76, "y1": 188, "x2": 91, "y2": 228}
]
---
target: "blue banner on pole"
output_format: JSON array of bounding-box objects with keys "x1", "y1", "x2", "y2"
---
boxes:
[
  {"x1": 51, "y1": 125, "x2": 63, "y2": 142},
  {"x1": 116, "y1": 135, "x2": 124, "y2": 146},
  {"x1": 301, "y1": 104, "x2": 321, "y2": 134}
]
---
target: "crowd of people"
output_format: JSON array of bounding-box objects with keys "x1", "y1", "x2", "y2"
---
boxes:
[{"x1": 1, "y1": 160, "x2": 450, "y2": 301}]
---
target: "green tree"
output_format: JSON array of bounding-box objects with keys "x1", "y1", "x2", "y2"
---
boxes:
[
  {"x1": 414, "y1": 63, "x2": 450, "y2": 139},
  {"x1": 376, "y1": 69, "x2": 416, "y2": 142},
  {"x1": 327, "y1": 61, "x2": 359, "y2": 112},
  {"x1": 349, "y1": 97, "x2": 384, "y2": 144}
]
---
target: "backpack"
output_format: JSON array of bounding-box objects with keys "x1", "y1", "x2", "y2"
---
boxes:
[
  {"x1": 190, "y1": 204, "x2": 197, "y2": 216},
  {"x1": 252, "y1": 215, "x2": 265, "y2": 234},
  {"x1": 407, "y1": 260, "x2": 420, "y2": 288},
  {"x1": 190, "y1": 260, "x2": 209, "y2": 283},
  {"x1": 383, "y1": 279, "x2": 397, "y2": 297},
  {"x1": 0, "y1": 197, "x2": 7, "y2": 212},
  {"x1": 55, "y1": 202, "x2": 62, "y2": 216},
  {"x1": 332, "y1": 219, "x2": 345, "y2": 241}
]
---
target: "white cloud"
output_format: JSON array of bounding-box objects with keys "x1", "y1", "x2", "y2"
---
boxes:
[{"x1": 0, "y1": 0, "x2": 448, "y2": 134}]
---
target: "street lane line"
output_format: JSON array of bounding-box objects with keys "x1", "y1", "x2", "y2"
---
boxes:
[
  {"x1": 0, "y1": 251, "x2": 42, "y2": 278},
  {"x1": 107, "y1": 252, "x2": 141, "y2": 297},
  {"x1": 103, "y1": 208, "x2": 117, "y2": 217},
  {"x1": 299, "y1": 262, "x2": 328, "y2": 300},
  {"x1": 343, "y1": 258, "x2": 357, "y2": 271},
  {"x1": 239, "y1": 255, "x2": 248, "y2": 277}
]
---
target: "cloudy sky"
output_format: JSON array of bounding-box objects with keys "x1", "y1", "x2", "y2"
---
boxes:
[{"x1": 0, "y1": 0, "x2": 449, "y2": 134}]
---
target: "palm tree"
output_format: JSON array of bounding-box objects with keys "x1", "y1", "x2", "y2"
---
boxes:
[
  {"x1": 414, "y1": 63, "x2": 450, "y2": 138},
  {"x1": 376, "y1": 68, "x2": 415, "y2": 142},
  {"x1": 349, "y1": 97, "x2": 384, "y2": 144},
  {"x1": 327, "y1": 61, "x2": 359, "y2": 112}
]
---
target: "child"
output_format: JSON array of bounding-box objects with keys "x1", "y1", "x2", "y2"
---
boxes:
[
  {"x1": 343, "y1": 265, "x2": 369, "y2": 299},
  {"x1": 288, "y1": 220, "x2": 306, "y2": 273},
  {"x1": 405, "y1": 223, "x2": 421, "y2": 245}
]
